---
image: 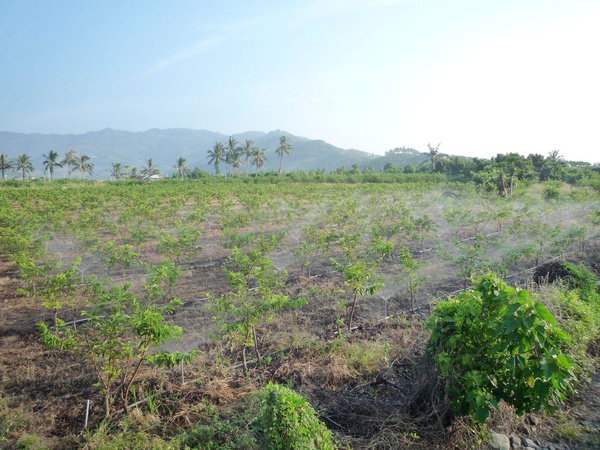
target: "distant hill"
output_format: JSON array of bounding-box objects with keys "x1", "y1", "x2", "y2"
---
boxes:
[{"x1": 0, "y1": 128, "x2": 426, "y2": 179}]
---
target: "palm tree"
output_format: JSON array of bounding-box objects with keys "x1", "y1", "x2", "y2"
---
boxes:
[
  {"x1": 207, "y1": 142, "x2": 225, "y2": 176},
  {"x1": 130, "y1": 167, "x2": 138, "y2": 179},
  {"x1": 241, "y1": 139, "x2": 257, "y2": 177},
  {"x1": 174, "y1": 156, "x2": 189, "y2": 180},
  {"x1": 276, "y1": 135, "x2": 293, "y2": 176},
  {"x1": 61, "y1": 149, "x2": 76, "y2": 178},
  {"x1": 0, "y1": 153, "x2": 13, "y2": 181},
  {"x1": 230, "y1": 150, "x2": 242, "y2": 176},
  {"x1": 141, "y1": 158, "x2": 160, "y2": 177},
  {"x1": 111, "y1": 162, "x2": 123, "y2": 180},
  {"x1": 43, "y1": 150, "x2": 63, "y2": 180},
  {"x1": 73, "y1": 154, "x2": 94, "y2": 179},
  {"x1": 547, "y1": 149, "x2": 563, "y2": 162},
  {"x1": 251, "y1": 148, "x2": 267, "y2": 175},
  {"x1": 225, "y1": 136, "x2": 240, "y2": 177},
  {"x1": 425, "y1": 142, "x2": 441, "y2": 172},
  {"x1": 14, "y1": 154, "x2": 34, "y2": 181}
]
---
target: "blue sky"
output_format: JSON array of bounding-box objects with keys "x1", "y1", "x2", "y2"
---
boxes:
[{"x1": 1, "y1": 0, "x2": 599, "y2": 162}]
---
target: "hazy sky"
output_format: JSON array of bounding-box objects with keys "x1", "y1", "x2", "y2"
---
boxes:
[{"x1": 1, "y1": 0, "x2": 599, "y2": 162}]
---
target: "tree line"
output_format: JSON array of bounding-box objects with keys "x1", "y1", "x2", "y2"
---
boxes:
[
  {"x1": 2, "y1": 137, "x2": 598, "y2": 190},
  {"x1": 0, "y1": 134, "x2": 294, "y2": 181},
  {"x1": 206, "y1": 135, "x2": 292, "y2": 177},
  {"x1": 0, "y1": 150, "x2": 94, "y2": 181}
]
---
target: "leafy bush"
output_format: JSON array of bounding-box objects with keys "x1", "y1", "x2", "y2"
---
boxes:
[
  {"x1": 427, "y1": 274, "x2": 575, "y2": 423},
  {"x1": 256, "y1": 382, "x2": 336, "y2": 449},
  {"x1": 543, "y1": 181, "x2": 562, "y2": 200}
]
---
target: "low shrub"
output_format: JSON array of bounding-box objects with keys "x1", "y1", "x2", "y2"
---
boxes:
[
  {"x1": 427, "y1": 274, "x2": 575, "y2": 423},
  {"x1": 256, "y1": 382, "x2": 336, "y2": 449}
]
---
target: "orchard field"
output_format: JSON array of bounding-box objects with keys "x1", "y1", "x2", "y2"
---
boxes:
[{"x1": 1, "y1": 175, "x2": 600, "y2": 449}]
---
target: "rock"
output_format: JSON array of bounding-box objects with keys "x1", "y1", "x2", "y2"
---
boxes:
[
  {"x1": 523, "y1": 438, "x2": 540, "y2": 450},
  {"x1": 527, "y1": 415, "x2": 541, "y2": 426},
  {"x1": 510, "y1": 435, "x2": 522, "y2": 447},
  {"x1": 490, "y1": 432, "x2": 511, "y2": 450}
]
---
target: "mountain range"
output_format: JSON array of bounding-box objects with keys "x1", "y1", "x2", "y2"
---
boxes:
[{"x1": 0, "y1": 128, "x2": 427, "y2": 178}]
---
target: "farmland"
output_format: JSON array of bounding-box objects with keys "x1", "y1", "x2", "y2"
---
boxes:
[{"x1": 1, "y1": 174, "x2": 600, "y2": 449}]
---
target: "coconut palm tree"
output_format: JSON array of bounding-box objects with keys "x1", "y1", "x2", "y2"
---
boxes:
[
  {"x1": 111, "y1": 162, "x2": 123, "y2": 180},
  {"x1": 0, "y1": 153, "x2": 13, "y2": 181},
  {"x1": 174, "y1": 156, "x2": 189, "y2": 180},
  {"x1": 225, "y1": 136, "x2": 240, "y2": 177},
  {"x1": 73, "y1": 154, "x2": 94, "y2": 179},
  {"x1": 547, "y1": 149, "x2": 563, "y2": 162},
  {"x1": 14, "y1": 154, "x2": 34, "y2": 181},
  {"x1": 61, "y1": 149, "x2": 77, "y2": 178},
  {"x1": 207, "y1": 142, "x2": 225, "y2": 176},
  {"x1": 276, "y1": 135, "x2": 293, "y2": 176},
  {"x1": 141, "y1": 158, "x2": 160, "y2": 177},
  {"x1": 241, "y1": 139, "x2": 257, "y2": 177},
  {"x1": 251, "y1": 148, "x2": 267, "y2": 175},
  {"x1": 230, "y1": 150, "x2": 242, "y2": 176},
  {"x1": 425, "y1": 142, "x2": 441, "y2": 172},
  {"x1": 544, "y1": 149, "x2": 565, "y2": 180},
  {"x1": 43, "y1": 150, "x2": 63, "y2": 180}
]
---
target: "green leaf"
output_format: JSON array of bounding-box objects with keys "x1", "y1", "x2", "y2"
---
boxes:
[{"x1": 534, "y1": 302, "x2": 556, "y2": 325}]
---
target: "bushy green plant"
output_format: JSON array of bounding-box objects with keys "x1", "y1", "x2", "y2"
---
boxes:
[
  {"x1": 543, "y1": 181, "x2": 562, "y2": 200},
  {"x1": 427, "y1": 274, "x2": 575, "y2": 423},
  {"x1": 256, "y1": 382, "x2": 336, "y2": 450}
]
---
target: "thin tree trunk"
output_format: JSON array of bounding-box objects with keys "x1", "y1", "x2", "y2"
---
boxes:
[
  {"x1": 242, "y1": 346, "x2": 248, "y2": 374},
  {"x1": 105, "y1": 393, "x2": 111, "y2": 419},
  {"x1": 242, "y1": 327, "x2": 250, "y2": 374},
  {"x1": 253, "y1": 328, "x2": 261, "y2": 362},
  {"x1": 122, "y1": 351, "x2": 148, "y2": 413},
  {"x1": 347, "y1": 292, "x2": 358, "y2": 332},
  {"x1": 410, "y1": 289, "x2": 417, "y2": 312}
]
